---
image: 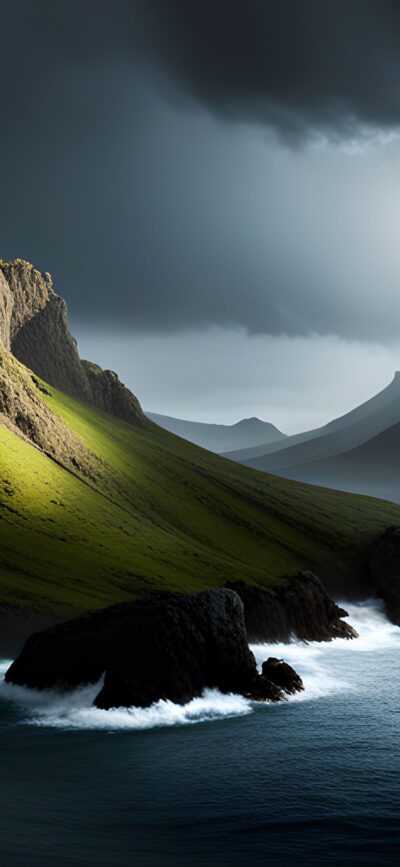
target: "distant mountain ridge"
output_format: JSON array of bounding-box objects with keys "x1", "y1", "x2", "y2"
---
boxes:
[
  {"x1": 275, "y1": 421, "x2": 400, "y2": 504},
  {"x1": 146, "y1": 412, "x2": 285, "y2": 453},
  {"x1": 223, "y1": 372, "x2": 400, "y2": 504},
  {"x1": 225, "y1": 372, "x2": 400, "y2": 467}
]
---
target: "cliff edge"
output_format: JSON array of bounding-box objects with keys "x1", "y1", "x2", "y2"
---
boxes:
[{"x1": 0, "y1": 259, "x2": 148, "y2": 427}]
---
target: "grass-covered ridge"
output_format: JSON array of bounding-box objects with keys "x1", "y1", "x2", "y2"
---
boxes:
[{"x1": 1, "y1": 366, "x2": 400, "y2": 618}]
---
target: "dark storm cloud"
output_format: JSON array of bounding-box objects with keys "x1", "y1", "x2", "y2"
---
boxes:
[
  {"x1": 1, "y1": 0, "x2": 400, "y2": 341},
  {"x1": 4, "y1": 1, "x2": 400, "y2": 138},
  {"x1": 143, "y1": 0, "x2": 400, "y2": 138}
]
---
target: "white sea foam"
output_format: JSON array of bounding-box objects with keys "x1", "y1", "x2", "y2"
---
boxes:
[
  {"x1": 0, "y1": 663, "x2": 251, "y2": 730},
  {"x1": 251, "y1": 599, "x2": 400, "y2": 702},
  {"x1": 0, "y1": 600, "x2": 398, "y2": 730}
]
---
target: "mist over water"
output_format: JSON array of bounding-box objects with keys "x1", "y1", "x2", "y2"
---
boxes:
[{"x1": 1, "y1": 600, "x2": 400, "y2": 866}]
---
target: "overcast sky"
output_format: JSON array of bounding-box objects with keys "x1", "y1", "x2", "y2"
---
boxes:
[{"x1": 2, "y1": 1, "x2": 400, "y2": 431}]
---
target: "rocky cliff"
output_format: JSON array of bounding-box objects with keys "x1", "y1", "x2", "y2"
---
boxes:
[
  {"x1": 0, "y1": 259, "x2": 148, "y2": 427},
  {"x1": 81, "y1": 360, "x2": 145, "y2": 424},
  {"x1": 5, "y1": 589, "x2": 304, "y2": 708},
  {"x1": 227, "y1": 572, "x2": 357, "y2": 643}
]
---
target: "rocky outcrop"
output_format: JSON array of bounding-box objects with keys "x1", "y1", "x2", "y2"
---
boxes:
[
  {"x1": 370, "y1": 527, "x2": 400, "y2": 624},
  {"x1": 12, "y1": 290, "x2": 92, "y2": 403},
  {"x1": 0, "y1": 259, "x2": 148, "y2": 427},
  {"x1": 261, "y1": 658, "x2": 304, "y2": 695},
  {"x1": 5, "y1": 589, "x2": 304, "y2": 707},
  {"x1": 81, "y1": 361, "x2": 145, "y2": 425},
  {"x1": 0, "y1": 259, "x2": 52, "y2": 347},
  {"x1": 227, "y1": 572, "x2": 357, "y2": 643}
]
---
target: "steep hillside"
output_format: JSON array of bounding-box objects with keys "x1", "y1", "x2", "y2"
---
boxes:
[
  {"x1": 2, "y1": 258, "x2": 400, "y2": 646},
  {"x1": 147, "y1": 412, "x2": 285, "y2": 453},
  {"x1": 1, "y1": 361, "x2": 400, "y2": 632},
  {"x1": 0, "y1": 346, "x2": 100, "y2": 481}
]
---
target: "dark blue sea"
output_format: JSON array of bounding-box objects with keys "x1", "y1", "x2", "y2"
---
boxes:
[{"x1": 1, "y1": 602, "x2": 399, "y2": 866}]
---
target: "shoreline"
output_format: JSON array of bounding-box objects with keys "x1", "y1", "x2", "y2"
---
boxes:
[{"x1": 0, "y1": 599, "x2": 396, "y2": 733}]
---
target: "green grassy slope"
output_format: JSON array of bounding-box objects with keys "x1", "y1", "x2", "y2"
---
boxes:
[{"x1": 1, "y1": 374, "x2": 399, "y2": 618}]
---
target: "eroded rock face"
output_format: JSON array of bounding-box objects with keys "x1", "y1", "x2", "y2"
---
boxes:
[
  {"x1": 261, "y1": 658, "x2": 304, "y2": 695},
  {"x1": 1, "y1": 259, "x2": 52, "y2": 345},
  {"x1": 370, "y1": 527, "x2": 400, "y2": 624},
  {"x1": 5, "y1": 589, "x2": 304, "y2": 708},
  {"x1": 227, "y1": 572, "x2": 358, "y2": 643},
  {"x1": 12, "y1": 292, "x2": 92, "y2": 403},
  {"x1": 81, "y1": 361, "x2": 145, "y2": 426},
  {"x1": 0, "y1": 259, "x2": 147, "y2": 427},
  {"x1": 0, "y1": 270, "x2": 12, "y2": 348}
]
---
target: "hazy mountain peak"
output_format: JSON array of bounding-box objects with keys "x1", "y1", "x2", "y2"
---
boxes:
[
  {"x1": 146, "y1": 411, "x2": 285, "y2": 453},
  {"x1": 234, "y1": 417, "x2": 268, "y2": 427}
]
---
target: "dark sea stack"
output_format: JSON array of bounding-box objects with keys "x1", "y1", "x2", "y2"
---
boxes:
[
  {"x1": 261, "y1": 658, "x2": 304, "y2": 695},
  {"x1": 370, "y1": 527, "x2": 400, "y2": 624},
  {"x1": 5, "y1": 590, "x2": 303, "y2": 708},
  {"x1": 227, "y1": 572, "x2": 358, "y2": 643}
]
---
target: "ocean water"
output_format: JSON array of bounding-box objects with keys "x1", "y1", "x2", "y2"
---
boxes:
[{"x1": 0, "y1": 601, "x2": 399, "y2": 866}]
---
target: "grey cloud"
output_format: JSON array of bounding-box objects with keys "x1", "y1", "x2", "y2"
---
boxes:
[
  {"x1": 1, "y1": 1, "x2": 400, "y2": 343},
  {"x1": 141, "y1": 0, "x2": 400, "y2": 139}
]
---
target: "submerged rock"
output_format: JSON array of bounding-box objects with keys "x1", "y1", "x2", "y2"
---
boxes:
[
  {"x1": 227, "y1": 572, "x2": 358, "y2": 643},
  {"x1": 5, "y1": 589, "x2": 304, "y2": 709}
]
